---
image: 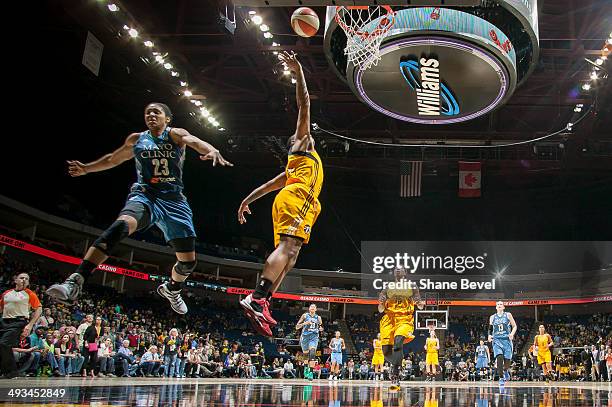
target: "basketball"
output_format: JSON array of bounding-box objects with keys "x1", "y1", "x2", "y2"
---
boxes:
[{"x1": 291, "y1": 7, "x2": 319, "y2": 38}]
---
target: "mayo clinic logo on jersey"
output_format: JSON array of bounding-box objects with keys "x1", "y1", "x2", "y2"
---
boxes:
[
  {"x1": 304, "y1": 225, "x2": 311, "y2": 234},
  {"x1": 400, "y1": 56, "x2": 460, "y2": 117},
  {"x1": 139, "y1": 143, "x2": 177, "y2": 159}
]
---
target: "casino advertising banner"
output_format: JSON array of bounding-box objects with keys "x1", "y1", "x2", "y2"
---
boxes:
[{"x1": 2, "y1": 234, "x2": 610, "y2": 307}]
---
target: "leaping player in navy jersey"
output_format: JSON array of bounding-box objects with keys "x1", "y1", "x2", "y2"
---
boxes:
[{"x1": 46, "y1": 103, "x2": 232, "y2": 314}]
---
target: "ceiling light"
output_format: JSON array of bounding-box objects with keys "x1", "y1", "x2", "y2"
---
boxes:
[
  {"x1": 251, "y1": 15, "x2": 263, "y2": 25},
  {"x1": 260, "y1": 24, "x2": 269, "y2": 32},
  {"x1": 582, "y1": 83, "x2": 591, "y2": 91},
  {"x1": 108, "y1": 4, "x2": 119, "y2": 12},
  {"x1": 128, "y1": 28, "x2": 138, "y2": 38},
  {"x1": 184, "y1": 90, "x2": 193, "y2": 97},
  {"x1": 144, "y1": 41, "x2": 154, "y2": 47}
]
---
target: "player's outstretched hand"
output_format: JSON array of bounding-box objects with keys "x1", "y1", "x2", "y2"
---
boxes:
[
  {"x1": 279, "y1": 51, "x2": 301, "y2": 72},
  {"x1": 200, "y1": 150, "x2": 233, "y2": 167},
  {"x1": 67, "y1": 160, "x2": 87, "y2": 177},
  {"x1": 238, "y1": 201, "x2": 251, "y2": 224}
]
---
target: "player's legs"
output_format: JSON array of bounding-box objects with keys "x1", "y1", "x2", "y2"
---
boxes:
[
  {"x1": 46, "y1": 201, "x2": 151, "y2": 302},
  {"x1": 334, "y1": 355, "x2": 342, "y2": 378},
  {"x1": 380, "y1": 313, "x2": 394, "y2": 362},
  {"x1": 154, "y1": 197, "x2": 197, "y2": 314},
  {"x1": 157, "y1": 238, "x2": 196, "y2": 315},
  {"x1": 262, "y1": 235, "x2": 302, "y2": 294},
  {"x1": 502, "y1": 340, "x2": 513, "y2": 381},
  {"x1": 387, "y1": 334, "x2": 405, "y2": 388},
  {"x1": 270, "y1": 242, "x2": 301, "y2": 295},
  {"x1": 329, "y1": 358, "x2": 337, "y2": 379},
  {"x1": 241, "y1": 236, "x2": 302, "y2": 334},
  {"x1": 300, "y1": 336, "x2": 318, "y2": 380},
  {"x1": 493, "y1": 340, "x2": 505, "y2": 381}
]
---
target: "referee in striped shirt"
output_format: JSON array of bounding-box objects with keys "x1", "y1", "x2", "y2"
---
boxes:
[{"x1": 0, "y1": 272, "x2": 42, "y2": 378}]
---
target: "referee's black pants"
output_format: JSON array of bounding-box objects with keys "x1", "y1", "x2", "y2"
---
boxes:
[{"x1": 0, "y1": 317, "x2": 28, "y2": 374}]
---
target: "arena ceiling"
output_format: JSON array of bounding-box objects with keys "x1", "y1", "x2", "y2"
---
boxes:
[{"x1": 53, "y1": 0, "x2": 611, "y2": 163}]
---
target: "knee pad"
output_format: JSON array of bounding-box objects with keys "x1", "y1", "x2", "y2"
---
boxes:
[
  {"x1": 170, "y1": 237, "x2": 196, "y2": 253},
  {"x1": 309, "y1": 349, "x2": 316, "y2": 361},
  {"x1": 174, "y1": 260, "x2": 197, "y2": 277},
  {"x1": 93, "y1": 220, "x2": 130, "y2": 254}
]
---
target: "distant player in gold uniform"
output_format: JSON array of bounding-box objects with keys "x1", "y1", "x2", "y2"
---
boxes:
[
  {"x1": 372, "y1": 333, "x2": 385, "y2": 380},
  {"x1": 534, "y1": 324, "x2": 554, "y2": 381},
  {"x1": 424, "y1": 328, "x2": 440, "y2": 381},
  {"x1": 238, "y1": 51, "x2": 323, "y2": 337},
  {"x1": 378, "y1": 266, "x2": 425, "y2": 390}
]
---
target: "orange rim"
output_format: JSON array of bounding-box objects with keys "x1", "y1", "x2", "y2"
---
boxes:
[{"x1": 334, "y1": 5, "x2": 395, "y2": 39}]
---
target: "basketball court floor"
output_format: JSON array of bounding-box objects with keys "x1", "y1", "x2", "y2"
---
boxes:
[{"x1": 0, "y1": 378, "x2": 609, "y2": 406}]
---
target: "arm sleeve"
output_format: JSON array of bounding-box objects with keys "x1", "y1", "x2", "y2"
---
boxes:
[{"x1": 25, "y1": 289, "x2": 42, "y2": 309}]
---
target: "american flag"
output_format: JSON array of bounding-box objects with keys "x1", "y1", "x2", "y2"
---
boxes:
[{"x1": 400, "y1": 161, "x2": 422, "y2": 197}]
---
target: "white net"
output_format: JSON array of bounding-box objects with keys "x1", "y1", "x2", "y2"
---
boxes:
[{"x1": 334, "y1": 6, "x2": 395, "y2": 71}]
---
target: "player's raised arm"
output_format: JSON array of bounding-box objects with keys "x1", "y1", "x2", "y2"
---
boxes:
[
  {"x1": 280, "y1": 51, "x2": 310, "y2": 141},
  {"x1": 169, "y1": 127, "x2": 233, "y2": 167},
  {"x1": 67, "y1": 133, "x2": 139, "y2": 176},
  {"x1": 238, "y1": 172, "x2": 287, "y2": 224}
]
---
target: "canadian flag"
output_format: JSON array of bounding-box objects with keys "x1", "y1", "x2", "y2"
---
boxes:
[{"x1": 458, "y1": 161, "x2": 481, "y2": 198}]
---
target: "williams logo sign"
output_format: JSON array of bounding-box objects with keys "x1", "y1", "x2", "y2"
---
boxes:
[{"x1": 400, "y1": 57, "x2": 460, "y2": 117}]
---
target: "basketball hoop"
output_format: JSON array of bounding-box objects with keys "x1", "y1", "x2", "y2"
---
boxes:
[{"x1": 334, "y1": 6, "x2": 395, "y2": 71}]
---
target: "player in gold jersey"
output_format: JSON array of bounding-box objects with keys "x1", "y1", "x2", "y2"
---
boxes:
[
  {"x1": 238, "y1": 52, "x2": 323, "y2": 337},
  {"x1": 378, "y1": 266, "x2": 425, "y2": 390},
  {"x1": 372, "y1": 333, "x2": 385, "y2": 380},
  {"x1": 533, "y1": 324, "x2": 554, "y2": 381},
  {"x1": 424, "y1": 328, "x2": 440, "y2": 381}
]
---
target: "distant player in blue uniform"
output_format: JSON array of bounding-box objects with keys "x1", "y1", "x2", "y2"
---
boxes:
[
  {"x1": 46, "y1": 103, "x2": 232, "y2": 314},
  {"x1": 488, "y1": 301, "x2": 517, "y2": 385},
  {"x1": 328, "y1": 331, "x2": 345, "y2": 381},
  {"x1": 296, "y1": 304, "x2": 323, "y2": 381},
  {"x1": 475, "y1": 338, "x2": 491, "y2": 380}
]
